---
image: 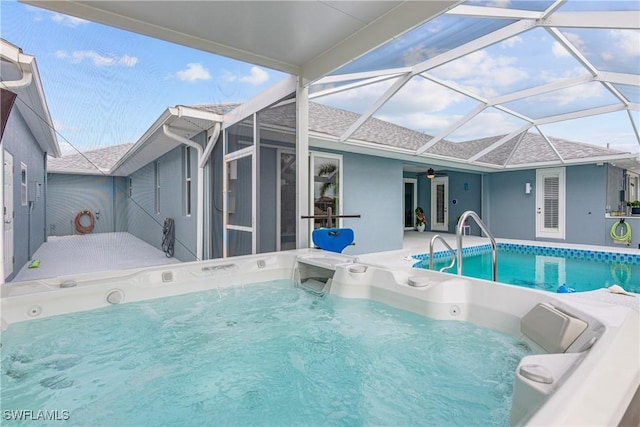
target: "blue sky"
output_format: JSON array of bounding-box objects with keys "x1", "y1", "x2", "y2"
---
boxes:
[
  {"x1": 1, "y1": 0, "x2": 286, "y2": 153},
  {"x1": 2, "y1": 0, "x2": 639, "y2": 155}
]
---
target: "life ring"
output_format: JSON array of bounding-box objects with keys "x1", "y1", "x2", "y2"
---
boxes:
[
  {"x1": 610, "y1": 220, "x2": 631, "y2": 244},
  {"x1": 74, "y1": 210, "x2": 95, "y2": 234}
]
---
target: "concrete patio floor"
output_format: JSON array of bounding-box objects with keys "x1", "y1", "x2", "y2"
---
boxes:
[
  {"x1": 12, "y1": 232, "x2": 180, "y2": 282},
  {"x1": 357, "y1": 230, "x2": 492, "y2": 268}
]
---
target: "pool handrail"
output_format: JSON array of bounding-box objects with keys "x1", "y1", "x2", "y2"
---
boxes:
[
  {"x1": 456, "y1": 210, "x2": 497, "y2": 281},
  {"x1": 429, "y1": 234, "x2": 456, "y2": 272}
]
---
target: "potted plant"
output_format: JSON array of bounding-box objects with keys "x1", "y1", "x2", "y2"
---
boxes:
[
  {"x1": 415, "y1": 207, "x2": 426, "y2": 232},
  {"x1": 630, "y1": 201, "x2": 640, "y2": 215}
]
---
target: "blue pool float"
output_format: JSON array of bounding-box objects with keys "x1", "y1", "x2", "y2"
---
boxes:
[{"x1": 556, "y1": 284, "x2": 575, "y2": 293}]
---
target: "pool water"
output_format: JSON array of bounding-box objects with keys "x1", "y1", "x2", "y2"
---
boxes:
[
  {"x1": 421, "y1": 245, "x2": 640, "y2": 293},
  {"x1": 1, "y1": 280, "x2": 531, "y2": 426}
]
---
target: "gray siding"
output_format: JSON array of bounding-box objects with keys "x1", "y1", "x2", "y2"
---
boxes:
[
  {"x1": 47, "y1": 174, "x2": 128, "y2": 236},
  {"x1": 2, "y1": 107, "x2": 47, "y2": 281},
  {"x1": 127, "y1": 144, "x2": 198, "y2": 262},
  {"x1": 259, "y1": 147, "x2": 277, "y2": 254}
]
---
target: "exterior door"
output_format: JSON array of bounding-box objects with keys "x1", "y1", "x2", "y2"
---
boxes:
[
  {"x1": 430, "y1": 176, "x2": 448, "y2": 231},
  {"x1": 536, "y1": 167, "x2": 565, "y2": 239},
  {"x1": 223, "y1": 116, "x2": 256, "y2": 257},
  {"x1": 3, "y1": 150, "x2": 14, "y2": 278},
  {"x1": 403, "y1": 178, "x2": 417, "y2": 229}
]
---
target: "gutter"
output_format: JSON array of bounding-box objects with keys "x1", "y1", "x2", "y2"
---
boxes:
[{"x1": 162, "y1": 122, "x2": 221, "y2": 261}]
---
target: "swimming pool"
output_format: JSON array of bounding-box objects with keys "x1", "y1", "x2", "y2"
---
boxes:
[
  {"x1": 1, "y1": 280, "x2": 531, "y2": 426},
  {"x1": 1, "y1": 250, "x2": 638, "y2": 426},
  {"x1": 414, "y1": 243, "x2": 640, "y2": 293}
]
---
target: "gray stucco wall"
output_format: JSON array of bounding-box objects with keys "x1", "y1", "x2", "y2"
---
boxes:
[
  {"x1": 127, "y1": 143, "x2": 198, "y2": 262},
  {"x1": 47, "y1": 174, "x2": 128, "y2": 236},
  {"x1": 486, "y1": 169, "x2": 537, "y2": 240},
  {"x1": 486, "y1": 164, "x2": 612, "y2": 246},
  {"x1": 341, "y1": 152, "x2": 403, "y2": 255},
  {"x1": 2, "y1": 107, "x2": 47, "y2": 281}
]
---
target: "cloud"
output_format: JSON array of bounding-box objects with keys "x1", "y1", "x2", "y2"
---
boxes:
[
  {"x1": 552, "y1": 41, "x2": 570, "y2": 57},
  {"x1": 53, "y1": 119, "x2": 79, "y2": 132},
  {"x1": 537, "y1": 82, "x2": 605, "y2": 106},
  {"x1": 563, "y1": 32, "x2": 586, "y2": 53},
  {"x1": 224, "y1": 66, "x2": 269, "y2": 85},
  {"x1": 51, "y1": 13, "x2": 89, "y2": 27},
  {"x1": 430, "y1": 50, "x2": 529, "y2": 97},
  {"x1": 176, "y1": 63, "x2": 211, "y2": 82},
  {"x1": 608, "y1": 30, "x2": 640, "y2": 57},
  {"x1": 501, "y1": 36, "x2": 522, "y2": 49},
  {"x1": 55, "y1": 50, "x2": 138, "y2": 67}
]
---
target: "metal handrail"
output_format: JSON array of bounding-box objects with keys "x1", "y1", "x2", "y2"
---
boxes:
[
  {"x1": 429, "y1": 234, "x2": 456, "y2": 272},
  {"x1": 456, "y1": 210, "x2": 497, "y2": 281}
]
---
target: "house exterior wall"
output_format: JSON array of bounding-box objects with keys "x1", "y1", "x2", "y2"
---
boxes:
[
  {"x1": 486, "y1": 169, "x2": 537, "y2": 240},
  {"x1": 486, "y1": 164, "x2": 613, "y2": 246},
  {"x1": 127, "y1": 143, "x2": 198, "y2": 262},
  {"x1": 2, "y1": 108, "x2": 47, "y2": 281},
  {"x1": 47, "y1": 174, "x2": 127, "y2": 236},
  {"x1": 405, "y1": 170, "x2": 483, "y2": 235},
  {"x1": 341, "y1": 152, "x2": 403, "y2": 255}
]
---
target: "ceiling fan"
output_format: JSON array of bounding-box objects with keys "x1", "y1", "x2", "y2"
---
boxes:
[{"x1": 417, "y1": 168, "x2": 447, "y2": 179}]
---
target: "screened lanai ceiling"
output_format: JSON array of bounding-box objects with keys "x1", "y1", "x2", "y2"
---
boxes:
[
  {"x1": 23, "y1": 0, "x2": 640, "y2": 171},
  {"x1": 310, "y1": 0, "x2": 640, "y2": 170}
]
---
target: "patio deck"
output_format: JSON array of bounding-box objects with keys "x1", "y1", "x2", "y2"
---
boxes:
[
  {"x1": 11, "y1": 232, "x2": 180, "y2": 282},
  {"x1": 357, "y1": 230, "x2": 492, "y2": 268}
]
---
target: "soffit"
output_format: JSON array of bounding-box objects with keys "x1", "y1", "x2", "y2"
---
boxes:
[{"x1": 20, "y1": 1, "x2": 458, "y2": 83}]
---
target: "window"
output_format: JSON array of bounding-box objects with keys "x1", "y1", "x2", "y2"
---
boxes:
[
  {"x1": 184, "y1": 146, "x2": 192, "y2": 216},
  {"x1": 309, "y1": 152, "x2": 342, "y2": 230},
  {"x1": 154, "y1": 161, "x2": 160, "y2": 214},
  {"x1": 128, "y1": 178, "x2": 133, "y2": 197},
  {"x1": 20, "y1": 162, "x2": 27, "y2": 206}
]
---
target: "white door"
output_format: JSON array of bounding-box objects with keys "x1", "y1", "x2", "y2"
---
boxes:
[
  {"x1": 3, "y1": 150, "x2": 14, "y2": 278},
  {"x1": 430, "y1": 176, "x2": 448, "y2": 231},
  {"x1": 536, "y1": 167, "x2": 565, "y2": 239}
]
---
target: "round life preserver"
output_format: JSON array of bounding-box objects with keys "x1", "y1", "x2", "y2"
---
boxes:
[
  {"x1": 610, "y1": 220, "x2": 631, "y2": 243},
  {"x1": 74, "y1": 210, "x2": 95, "y2": 234}
]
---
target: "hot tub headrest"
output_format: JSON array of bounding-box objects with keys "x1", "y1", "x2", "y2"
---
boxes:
[{"x1": 521, "y1": 303, "x2": 588, "y2": 353}]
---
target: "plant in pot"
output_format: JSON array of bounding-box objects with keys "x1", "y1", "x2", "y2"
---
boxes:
[
  {"x1": 630, "y1": 201, "x2": 640, "y2": 215},
  {"x1": 415, "y1": 207, "x2": 426, "y2": 232}
]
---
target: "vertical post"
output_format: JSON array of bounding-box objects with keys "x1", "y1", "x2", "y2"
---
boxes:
[
  {"x1": 296, "y1": 78, "x2": 310, "y2": 249},
  {"x1": 253, "y1": 113, "x2": 259, "y2": 254}
]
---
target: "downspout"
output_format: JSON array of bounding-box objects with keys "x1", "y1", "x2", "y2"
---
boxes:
[{"x1": 162, "y1": 122, "x2": 221, "y2": 261}]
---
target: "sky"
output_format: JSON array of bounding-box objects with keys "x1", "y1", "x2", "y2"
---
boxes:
[
  {"x1": 0, "y1": 0, "x2": 287, "y2": 154},
  {"x1": 313, "y1": 0, "x2": 640, "y2": 153},
  {"x1": 1, "y1": 0, "x2": 639, "y2": 156}
]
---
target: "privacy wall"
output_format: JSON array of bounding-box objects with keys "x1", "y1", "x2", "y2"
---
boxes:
[{"x1": 47, "y1": 174, "x2": 128, "y2": 236}]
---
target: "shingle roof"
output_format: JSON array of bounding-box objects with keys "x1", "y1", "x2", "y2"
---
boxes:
[
  {"x1": 48, "y1": 143, "x2": 134, "y2": 174},
  {"x1": 261, "y1": 102, "x2": 626, "y2": 167},
  {"x1": 49, "y1": 101, "x2": 629, "y2": 175}
]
